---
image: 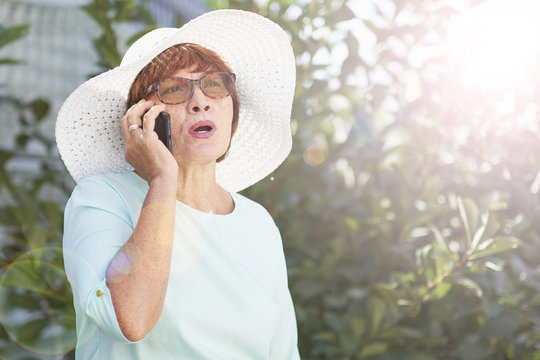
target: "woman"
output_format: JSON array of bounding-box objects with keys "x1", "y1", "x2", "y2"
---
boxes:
[{"x1": 56, "y1": 10, "x2": 299, "y2": 359}]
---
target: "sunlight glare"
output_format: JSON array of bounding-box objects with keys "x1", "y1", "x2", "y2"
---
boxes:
[{"x1": 448, "y1": 0, "x2": 540, "y2": 92}]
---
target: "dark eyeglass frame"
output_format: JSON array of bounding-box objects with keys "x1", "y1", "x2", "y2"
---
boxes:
[{"x1": 146, "y1": 72, "x2": 236, "y2": 105}]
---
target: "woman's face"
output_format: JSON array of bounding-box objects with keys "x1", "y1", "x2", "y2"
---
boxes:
[{"x1": 148, "y1": 68, "x2": 234, "y2": 167}]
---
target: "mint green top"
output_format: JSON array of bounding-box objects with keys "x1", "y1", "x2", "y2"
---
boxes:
[{"x1": 63, "y1": 171, "x2": 300, "y2": 359}]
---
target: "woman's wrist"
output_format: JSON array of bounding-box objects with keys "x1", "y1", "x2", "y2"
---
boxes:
[{"x1": 148, "y1": 172, "x2": 178, "y2": 197}]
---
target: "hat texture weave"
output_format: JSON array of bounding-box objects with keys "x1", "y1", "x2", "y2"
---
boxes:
[{"x1": 56, "y1": 9, "x2": 295, "y2": 193}]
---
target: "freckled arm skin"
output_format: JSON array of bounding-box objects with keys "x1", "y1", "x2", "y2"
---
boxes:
[
  {"x1": 106, "y1": 175, "x2": 177, "y2": 342},
  {"x1": 106, "y1": 100, "x2": 178, "y2": 342}
]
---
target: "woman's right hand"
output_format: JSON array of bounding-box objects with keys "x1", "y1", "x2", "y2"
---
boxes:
[{"x1": 120, "y1": 99, "x2": 179, "y2": 183}]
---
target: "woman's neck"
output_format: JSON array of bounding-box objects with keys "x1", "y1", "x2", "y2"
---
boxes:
[{"x1": 175, "y1": 163, "x2": 233, "y2": 215}]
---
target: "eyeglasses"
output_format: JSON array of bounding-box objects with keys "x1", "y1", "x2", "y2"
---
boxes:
[{"x1": 147, "y1": 72, "x2": 236, "y2": 105}]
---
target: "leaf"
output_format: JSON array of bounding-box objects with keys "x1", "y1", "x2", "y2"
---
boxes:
[
  {"x1": 312, "y1": 331, "x2": 336, "y2": 342},
  {"x1": 0, "y1": 24, "x2": 30, "y2": 49},
  {"x1": 27, "y1": 226, "x2": 48, "y2": 250},
  {"x1": 453, "y1": 277, "x2": 483, "y2": 297},
  {"x1": 362, "y1": 19, "x2": 377, "y2": 33},
  {"x1": 471, "y1": 211, "x2": 500, "y2": 251},
  {"x1": 432, "y1": 281, "x2": 452, "y2": 299},
  {"x1": 470, "y1": 212, "x2": 487, "y2": 250},
  {"x1": 0, "y1": 149, "x2": 14, "y2": 167},
  {"x1": 135, "y1": 4, "x2": 157, "y2": 25},
  {"x1": 3, "y1": 288, "x2": 42, "y2": 312},
  {"x1": 457, "y1": 197, "x2": 479, "y2": 247},
  {"x1": 9, "y1": 203, "x2": 37, "y2": 226},
  {"x1": 469, "y1": 236, "x2": 521, "y2": 260},
  {"x1": 1, "y1": 259, "x2": 62, "y2": 298},
  {"x1": 348, "y1": 317, "x2": 366, "y2": 338},
  {"x1": 113, "y1": 0, "x2": 137, "y2": 22},
  {"x1": 0, "y1": 58, "x2": 20, "y2": 66},
  {"x1": 95, "y1": 38, "x2": 122, "y2": 68},
  {"x1": 13, "y1": 318, "x2": 48, "y2": 345},
  {"x1": 27, "y1": 99, "x2": 50, "y2": 121},
  {"x1": 16, "y1": 134, "x2": 30, "y2": 148},
  {"x1": 431, "y1": 225, "x2": 450, "y2": 253},
  {"x1": 344, "y1": 216, "x2": 360, "y2": 232},
  {"x1": 374, "y1": 283, "x2": 400, "y2": 316},
  {"x1": 81, "y1": 3, "x2": 108, "y2": 30},
  {"x1": 368, "y1": 296, "x2": 386, "y2": 335},
  {"x1": 42, "y1": 201, "x2": 63, "y2": 230},
  {"x1": 434, "y1": 253, "x2": 453, "y2": 280},
  {"x1": 359, "y1": 342, "x2": 388, "y2": 357}
]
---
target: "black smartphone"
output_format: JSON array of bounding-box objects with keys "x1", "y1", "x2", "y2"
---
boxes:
[{"x1": 142, "y1": 112, "x2": 172, "y2": 153}]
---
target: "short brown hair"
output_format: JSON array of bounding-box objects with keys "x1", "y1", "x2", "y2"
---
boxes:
[{"x1": 128, "y1": 43, "x2": 239, "y2": 162}]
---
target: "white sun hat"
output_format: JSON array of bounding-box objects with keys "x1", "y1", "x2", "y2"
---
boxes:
[{"x1": 55, "y1": 9, "x2": 295, "y2": 193}]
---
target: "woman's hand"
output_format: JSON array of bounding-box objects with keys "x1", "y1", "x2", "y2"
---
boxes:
[{"x1": 120, "y1": 100, "x2": 178, "y2": 183}]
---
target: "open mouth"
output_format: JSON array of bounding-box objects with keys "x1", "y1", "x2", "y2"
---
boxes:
[
  {"x1": 189, "y1": 121, "x2": 216, "y2": 138},
  {"x1": 194, "y1": 125, "x2": 213, "y2": 133}
]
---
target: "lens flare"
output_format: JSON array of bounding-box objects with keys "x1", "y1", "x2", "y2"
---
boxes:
[
  {"x1": 303, "y1": 144, "x2": 328, "y2": 167},
  {"x1": 447, "y1": 0, "x2": 540, "y2": 92},
  {"x1": 0, "y1": 248, "x2": 76, "y2": 356}
]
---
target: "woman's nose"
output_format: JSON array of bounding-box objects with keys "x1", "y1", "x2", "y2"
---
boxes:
[{"x1": 188, "y1": 86, "x2": 210, "y2": 113}]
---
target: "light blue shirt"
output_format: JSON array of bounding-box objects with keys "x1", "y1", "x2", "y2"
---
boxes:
[{"x1": 63, "y1": 171, "x2": 300, "y2": 359}]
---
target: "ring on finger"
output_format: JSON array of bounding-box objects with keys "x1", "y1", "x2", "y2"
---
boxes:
[{"x1": 128, "y1": 124, "x2": 141, "y2": 132}]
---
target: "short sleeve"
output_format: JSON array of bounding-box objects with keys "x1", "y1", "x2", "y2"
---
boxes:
[{"x1": 62, "y1": 175, "x2": 139, "y2": 343}]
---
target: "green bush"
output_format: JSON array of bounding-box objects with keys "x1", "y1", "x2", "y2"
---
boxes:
[
  {"x1": 0, "y1": 24, "x2": 75, "y2": 359},
  {"x1": 229, "y1": 0, "x2": 540, "y2": 359}
]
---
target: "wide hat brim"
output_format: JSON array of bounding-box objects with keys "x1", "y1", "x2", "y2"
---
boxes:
[{"x1": 55, "y1": 9, "x2": 295, "y2": 193}]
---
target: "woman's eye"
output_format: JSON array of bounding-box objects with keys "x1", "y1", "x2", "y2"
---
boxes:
[
  {"x1": 162, "y1": 86, "x2": 183, "y2": 94},
  {"x1": 206, "y1": 81, "x2": 222, "y2": 88}
]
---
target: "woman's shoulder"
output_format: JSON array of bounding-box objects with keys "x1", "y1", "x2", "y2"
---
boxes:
[
  {"x1": 231, "y1": 193, "x2": 270, "y2": 215},
  {"x1": 67, "y1": 171, "x2": 147, "y2": 211},
  {"x1": 73, "y1": 171, "x2": 145, "y2": 195},
  {"x1": 230, "y1": 193, "x2": 279, "y2": 228},
  {"x1": 76, "y1": 171, "x2": 145, "y2": 190}
]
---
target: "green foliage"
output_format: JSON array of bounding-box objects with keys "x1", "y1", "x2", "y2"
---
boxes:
[
  {"x1": 82, "y1": 0, "x2": 158, "y2": 71},
  {"x1": 224, "y1": 0, "x2": 540, "y2": 359},
  {"x1": 0, "y1": 24, "x2": 29, "y2": 66},
  {"x1": 0, "y1": 24, "x2": 75, "y2": 359}
]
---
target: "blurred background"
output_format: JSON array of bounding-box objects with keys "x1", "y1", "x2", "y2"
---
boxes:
[{"x1": 0, "y1": 0, "x2": 539, "y2": 359}]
